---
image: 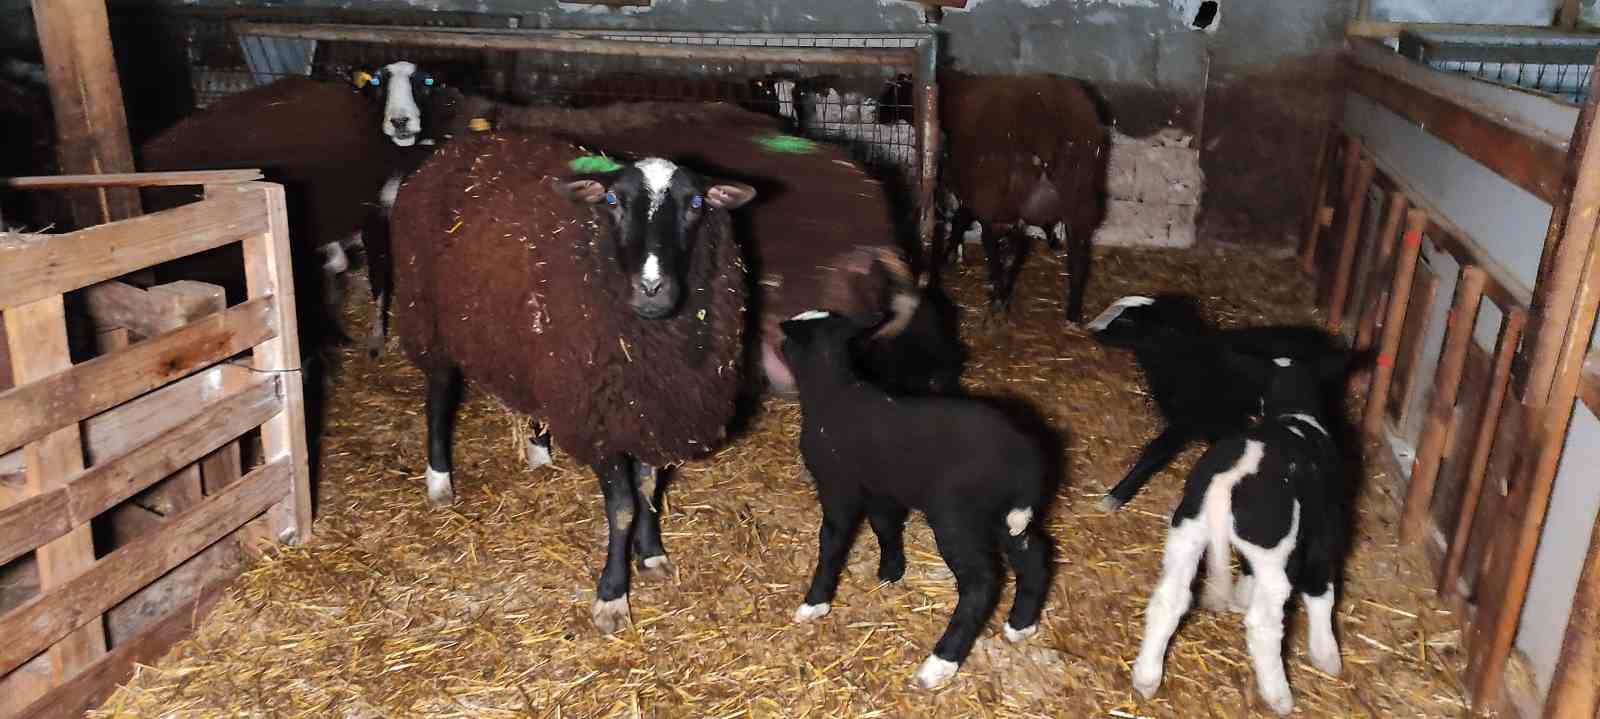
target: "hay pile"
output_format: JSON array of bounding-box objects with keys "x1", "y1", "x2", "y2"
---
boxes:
[{"x1": 93, "y1": 246, "x2": 1470, "y2": 718}]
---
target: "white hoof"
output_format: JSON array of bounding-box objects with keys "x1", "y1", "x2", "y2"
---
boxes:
[
  {"x1": 637, "y1": 554, "x2": 674, "y2": 581},
  {"x1": 1231, "y1": 575, "x2": 1256, "y2": 614},
  {"x1": 793, "y1": 602, "x2": 831, "y2": 623},
  {"x1": 1310, "y1": 645, "x2": 1343, "y2": 677},
  {"x1": 525, "y1": 439, "x2": 552, "y2": 470},
  {"x1": 1097, "y1": 495, "x2": 1124, "y2": 513},
  {"x1": 1131, "y1": 661, "x2": 1163, "y2": 700},
  {"x1": 425, "y1": 468, "x2": 455, "y2": 507},
  {"x1": 591, "y1": 596, "x2": 630, "y2": 634},
  {"x1": 914, "y1": 655, "x2": 959, "y2": 689},
  {"x1": 1260, "y1": 687, "x2": 1295, "y2": 716},
  {"x1": 1003, "y1": 622, "x2": 1038, "y2": 643}
]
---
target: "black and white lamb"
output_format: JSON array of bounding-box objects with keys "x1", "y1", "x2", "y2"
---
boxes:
[
  {"x1": 1131, "y1": 351, "x2": 1353, "y2": 716},
  {"x1": 1088, "y1": 294, "x2": 1346, "y2": 511},
  {"x1": 390, "y1": 130, "x2": 757, "y2": 633},
  {"x1": 780, "y1": 309, "x2": 1052, "y2": 689}
]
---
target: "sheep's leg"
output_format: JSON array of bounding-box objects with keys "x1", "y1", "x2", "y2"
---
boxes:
[
  {"x1": 366, "y1": 287, "x2": 389, "y2": 359},
  {"x1": 631, "y1": 462, "x2": 674, "y2": 581},
  {"x1": 945, "y1": 204, "x2": 975, "y2": 268},
  {"x1": 918, "y1": 517, "x2": 1000, "y2": 689},
  {"x1": 795, "y1": 485, "x2": 863, "y2": 623},
  {"x1": 1062, "y1": 216, "x2": 1092, "y2": 323},
  {"x1": 983, "y1": 223, "x2": 1029, "y2": 314},
  {"x1": 1101, "y1": 425, "x2": 1190, "y2": 512},
  {"x1": 1002, "y1": 524, "x2": 1049, "y2": 643},
  {"x1": 1241, "y1": 557, "x2": 1295, "y2": 715},
  {"x1": 524, "y1": 419, "x2": 553, "y2": 470},
  {"x1": 864, "y1": 496, "x2": 909, "y2": 583},
  {"x1": 422, "y1": 364, "x2": 462, "y2": 507},
  {"x1": 591, "y1": 454, "x2": 640, "y2": 634},
  {"x1": 1132, "y1": 516, "x2": 1207, "y2": 700},
  {"x1": 1232, "y1": 556, "x2": 1256, "y2": 613},
  {"x1": 1303, "y1": 581, "x2": 1342, "y2": 676}
]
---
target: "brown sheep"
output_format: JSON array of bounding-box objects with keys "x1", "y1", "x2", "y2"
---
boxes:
[
  {"x1": 940, "y1": 70, "x2": 1109, "y2": 322},
  {"x1": 390, "y1": 130, "x2": 757, "y2": 633}
]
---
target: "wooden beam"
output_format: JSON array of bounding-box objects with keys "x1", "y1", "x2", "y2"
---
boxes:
[
  {"x1": 31, "y1": 0, "x2": 141, "y2": 227},
  {"x1": 81, "y1": 281, "x2": 216, "y2": 340},
  {"x1": 1364, "y1": 208, "x2": 1428, "y2": 437},
  {"x1": 1346, "y1": 63, "x2": 1567, "y2": 206},
  {"x1": 1347, "y1": 19, "x2": 1587, "y2": 40},
  {"x1": 1300, "y1": 127, "x2": 1340, "y2": 273},
  {"x1": 1581, "y1": 351, "x2": 1600, "y2": 416},
  {"x1": 1558, "y1": 0, "x2": 1581, "y2": 30},
  {"x1": 3, "y1": 170, "x2": 263, "y2": 190},
  {"x1": 0, "y1": 457, "x2": 290, "y2": 677},
  {"x1": 234, "y1": 182, "x2": 313, "y2": 546},
  {"x1": 0, "y1": 374, "x2": 279, "y2": 565},
  {"x1": 1425, "y1": 220, "x2": 1532, "y2": 314},
  {"x1": 0, "y1": 193, "x2": 268, "y2": 309},
  {"x1": 237, "y1": 22, "x2": 923, "y2": 68},
  {"x1": 0, "y1": 296, "x2": 277, "y2": 455},
  {"x1": 1355, "y1": 190, "x2": 1409, "y2": 353},
  {"x1": 1400, "y1": 265, "x2": 1487, "y2": 542},
  {"x1": 1328, "y1": 156, "x2": 1378, "y2": 329},
  {"x1": 17, "y1": 580, "x2": 226, "y2": 719},
  {"x1": 4, "y1": 294, "x2": 107, "y2": 688}
]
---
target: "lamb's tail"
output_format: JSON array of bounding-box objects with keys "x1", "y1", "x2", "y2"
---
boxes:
[{"x1": 1203, "y1": 489, "x2": 1233, "y2": 609}]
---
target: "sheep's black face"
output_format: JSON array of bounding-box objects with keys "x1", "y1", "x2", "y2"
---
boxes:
[
  {"x1": 779, "y1": 310, "x2": 881, "y2": 380},
  {"x1": 556, "y1": 159, "x2": 756, "y2": 319}
]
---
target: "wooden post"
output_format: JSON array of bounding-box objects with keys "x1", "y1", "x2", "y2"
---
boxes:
[
  {"x1": 1545, "y1": 487, "x2": 1600, "y2": 718},
  {"x1": 1439, "y1": 309, "x2": 1524, "y2": 598},
  {"x1": 1300, "y1": 129, "x2": 1339, "y2": 274},
  {"x1": 1399, "y1": 265, "x2": 1486, "y2": 542},
  {"x1": 233, "y1": 182, "x2": 312, "y2": 547},
  {"x1": 1364, "y1": 208, "x2": 1427, "y2": 437},
  {"x1": 4, "y1": 296, "x2": 107, "y2": 688},
  {"x1": 1328, "y1": 156, "x2": 1377, "y2": 329},
  {"x1": 30, "y1": 0, "x2": 141, "y2": 228},
  {"x1": 1355, "y1": 190, "x2": 1409, "y2": 352},
  {"x1": 1557, "y1": 0, "x2": 1581, "y2": 30}
]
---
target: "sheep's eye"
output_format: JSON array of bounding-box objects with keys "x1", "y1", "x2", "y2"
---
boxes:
[
  {"x1": 423, "y1": 75, "x2": 435, "y2": 86},
  {"x1": 690, "y1": 195, "x2": 704, "y2": 210},
  {"x1": 604, "y1": 191, "x2": 618, "y2": 206}
]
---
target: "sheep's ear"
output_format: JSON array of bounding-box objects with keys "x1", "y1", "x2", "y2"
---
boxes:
[
  {"x1": 706, "y1": 182, "x2": 757, "y2": 210},
  {"x1": 551, "y1": 177, "x2": 608, "y2": 205}
]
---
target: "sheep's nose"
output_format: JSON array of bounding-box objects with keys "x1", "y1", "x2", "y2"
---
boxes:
[
  {"x1": 391, "y1": 117, "x2": 411, "y2": 130},
  {"x1": 639, "y1": 276, "x2": 664, "y2": 297}
]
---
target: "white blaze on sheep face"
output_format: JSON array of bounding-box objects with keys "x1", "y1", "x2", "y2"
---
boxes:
[
  {"x1": 381, "y1": 61, "x2": 422, "y2": 147},
  {"x1": 636, "y1": 157, "x2": 679, "y2": 220},
  {"x1": 790, "y1": 310, "x2": 832, "y2": 322},
  {"x1": 1086, "y1": 295, "x2": 1156, "y2": 331},
  {"x1": 641, "y1": 254, "x2": 662, "y2": 284}
]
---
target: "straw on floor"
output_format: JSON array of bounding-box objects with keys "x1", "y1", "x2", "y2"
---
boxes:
[{"x1": 92, "y1": 246, "x2": 1470, "y2": 718}]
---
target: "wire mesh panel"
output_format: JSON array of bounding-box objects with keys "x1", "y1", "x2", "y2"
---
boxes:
[{"x1": 1398, "y1": 28, "x2": 1600, "y2": 105}]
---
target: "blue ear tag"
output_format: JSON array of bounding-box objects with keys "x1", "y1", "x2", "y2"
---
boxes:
[
  {"x1": 369, "y1": 76, "x2": 380, "y2": 86},
  {"x1": 690, "y1": 195, "x2": 704, "y2": 209},
  {"x1": 424, "y1": 76, "x2": 434, "y2": 86},
  {"x1": 604, "y1": 191, "x2": 618, "y2": 205}
]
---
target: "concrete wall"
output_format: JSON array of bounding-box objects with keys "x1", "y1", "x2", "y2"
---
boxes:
[{"x1": 1342, "y1": 49, "x2": 1600, "y2": 700}]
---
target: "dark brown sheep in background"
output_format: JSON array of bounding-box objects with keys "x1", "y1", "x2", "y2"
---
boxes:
[
  {"x1": 940, "y1": 69, "x2": 1109, "y2": 322},
  {"x1": 390, "y1": 130, "x2": 757, "y2": 633}
]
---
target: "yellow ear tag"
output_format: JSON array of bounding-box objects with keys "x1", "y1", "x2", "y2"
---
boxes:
[
  {"x1": 352, "y1": 70, "x2": 373, "y2": 88},
  {"x1": 468, "y1": 117, "x2": 491, "y2": 132}
]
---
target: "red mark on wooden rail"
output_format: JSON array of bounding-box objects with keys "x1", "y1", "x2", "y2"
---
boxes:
[
  {"x1": 1403, "y1": 230, "x2": 1422, "y2": 247},
  {"x1": 1377, "y1": 353, "x2": 1395, "y2": 368}
]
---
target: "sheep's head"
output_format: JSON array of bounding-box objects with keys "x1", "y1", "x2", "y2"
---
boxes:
[
  {"x1": 354, "y1": 60, "x2": 445, "y2": 147},
  {"x1": 554, "y1": 158, "x2": 756, "y2": 319},
  {"x1": 1087, "y1": 294, "x2": 1205, "y2": 347},
  {"x1": 778, "y1": 309, "x2": 884, "y2": 380}
]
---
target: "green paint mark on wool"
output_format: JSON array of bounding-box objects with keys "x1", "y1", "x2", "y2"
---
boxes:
[
  {"x1": 568, "y1": 154, "x2": 623, "y2": 173},
  {"x1": 754, "y1": 134, "x2": 818, "y2": 154}
]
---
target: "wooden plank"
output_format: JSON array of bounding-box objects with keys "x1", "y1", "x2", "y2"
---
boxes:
[
  {"x1": 1558, "y1": 0, "x2": 1581, "y2": 30},
  {"x1": 1365, "y1": 209, "x2": 1428, "y2": 437},
  {"x1": 0, "y1": 457, "x2": 289, "y2": 677},
  {"x1": 0, "y1": 374, "x2": 279, "y2": 565},
  {"x1": 3, "y1": 170, "x2": 262, "y2": 189},
  {"x1": 1581, "y1": 351, "x2": 1600, "y2": 417},
  {"x1": 17, "y1": 580, "x2": 227, "y2": 719},
  {"x1": 1328, "y1": 156, "x2": 1378, "y2": 329},
  {"x1": 81, "y1": 282, "x2": 194, "y2": 340},
  {"x1": 1388, "y1": 267, "x2": 1439, "y2": 424},
  {"x1": 1299, "y1": 127, "x2": 1340, "y2": 273},
  {"x1": 4, "y1": 294, "x2": 107, "y2": 687},
  {"x1": 237, "y1": 22, "x2": 923, "y2": 67},
  {"x1": 30, "y1": 0, "x2": 141, "y2": 228},
  {"x1": 0, "y1": 296, "x2": 277, "y2": 456},
  {"x1": 1347, "y1": 19, "x2": 1586, "y2": 40},
  {"x1": 1400, "y1": 265, "x2": 1486, "y2": 542},
  {"x1": 1426, "y1": 220, "x2": 1532, "y2": 315},
  {"x1": 1346, "y1": 63, "x2": 1567, "y2": 205},
  {"x1": 1545, "y1": 494, "x2": 1600, "y2": 717},
  {"x1": 1356, "y1": 190, "x2": 1409, "y2": 352},
  {"x1": 234, "y1": 182, "x2": 313, "y2": 546},
  {"x1": 1428, "y1": 341, "x2": 1491, "y2": 540},
  {"x1": 0, "y1": 193, "x2": 268, "y2": 310},
  {"x1": 81, "y1": 365, "x2": 245, "y2": 464}
]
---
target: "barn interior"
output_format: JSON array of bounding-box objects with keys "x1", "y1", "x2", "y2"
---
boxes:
[{"x1": 3, "y1": 1, "x2": 1600, "y2": 717}]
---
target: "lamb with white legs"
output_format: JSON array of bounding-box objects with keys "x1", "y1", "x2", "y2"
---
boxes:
[{"x1": 1131, "y1": 351, "x2": 1353, "y2": 715}]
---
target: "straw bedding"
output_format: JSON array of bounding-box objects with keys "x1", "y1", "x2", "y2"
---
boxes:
[{"x1": 93, "y1": 246, "x2": 1471, "y2": 718}]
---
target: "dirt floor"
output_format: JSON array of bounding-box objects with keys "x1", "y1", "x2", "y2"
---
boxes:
[{"x1": 93, "y1": 245, "x2": 1472, "y2": 718}]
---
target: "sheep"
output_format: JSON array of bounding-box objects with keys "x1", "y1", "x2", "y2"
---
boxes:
[
  {"x1": 780, "y1": 309, "x2": 1053, "y2": 689},
  {"x1": 1087, "y1": 294, "x2": 1345, "y2": 512},
  {"x1": 852, "y1": 277, "x2": 965, "y2": 395},
  {"x1": 940, "y1": 70, "x2": 1108, "y2": 321},
  {"x1": 389, "y1": 130, "x2": 757, "y2": 633},
  {"x1": 1131, "y1": 350, "x2": 1353, "y2": 716}
]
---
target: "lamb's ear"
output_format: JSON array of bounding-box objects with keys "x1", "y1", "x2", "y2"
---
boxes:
[
  {"x1": 705, "y1": 182, "x2": 757, "y2": 210},
  {"x1": 550, "y1": 177, "x2": 608, "y2": 205}
]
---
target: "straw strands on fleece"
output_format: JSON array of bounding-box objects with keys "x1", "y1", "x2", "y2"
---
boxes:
[{"x1": 94, "y1": 246, "x2": 1469, "y2": 718}]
